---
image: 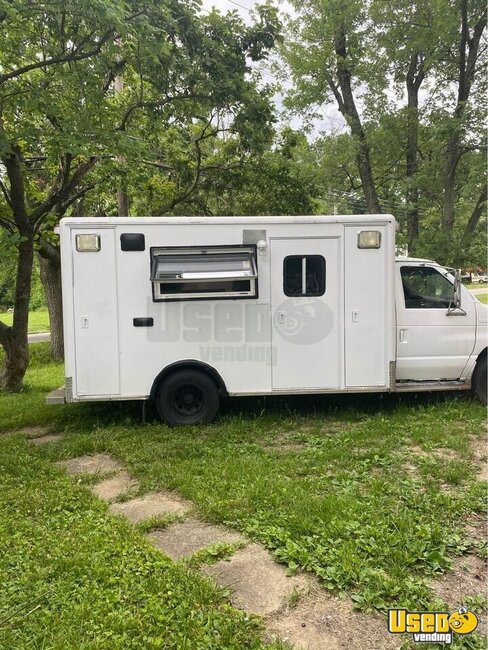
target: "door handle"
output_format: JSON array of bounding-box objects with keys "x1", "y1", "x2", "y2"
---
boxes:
[
  {"x1": 399, "y1": 328, "x2": 408, "y2": 343},
  {"x1": 81, "y1": 316, "x2": 89, "y2": 329},
  {"x1": 133, "y1": 317, "x2": 154, "y2": 327},
  {"x1": 278, "y1": 311, "x2": 285, "y2": 324}
]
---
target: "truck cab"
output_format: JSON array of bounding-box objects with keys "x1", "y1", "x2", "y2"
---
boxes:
[{"x1": 395, "y1": 257, "x2": 487, "y2": 392}]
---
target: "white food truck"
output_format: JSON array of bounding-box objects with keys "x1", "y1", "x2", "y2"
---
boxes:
[{"x1": 48, "y1": 215, "x2": 487, "y2": 424}]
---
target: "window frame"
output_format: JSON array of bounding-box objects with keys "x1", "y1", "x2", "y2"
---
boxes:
[
  {"x1": 150, "y1": 244, "x2": 259, "y2": 302},
  {"x1": 400, "y1": 264, "x2": 455, "y2": 310},
  {"x1": 283, "y1": 255, "x2": 326, "y2": 297}
]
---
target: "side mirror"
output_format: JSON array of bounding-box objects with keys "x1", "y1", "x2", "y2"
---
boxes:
[
  {"x1": 453, "y1": 269, "x2": 462, "y2": 308},
  {"x1": 447, "y1": 268, "x2": 466, "y2": 315}
]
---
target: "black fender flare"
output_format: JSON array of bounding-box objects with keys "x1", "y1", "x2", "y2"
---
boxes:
[{"x1": 149, "y1": 360, "x2": 227, "y2": 399}]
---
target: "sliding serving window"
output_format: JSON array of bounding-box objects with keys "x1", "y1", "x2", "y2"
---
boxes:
[{"x1": 151, "y1": 246, "x2": 258, "y2": 300}]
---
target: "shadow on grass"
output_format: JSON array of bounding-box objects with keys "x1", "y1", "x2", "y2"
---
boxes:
[{"x1": 82, "y1": 389, "x2": 475, "y2": 430}]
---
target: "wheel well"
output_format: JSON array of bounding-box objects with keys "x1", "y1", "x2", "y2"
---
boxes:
[
  {"x1": 476, "y1": 347, "x2": 487, "y2": 364},
  {"x1": 149, "y1": 361, "x2": 227, "y2": 399},
  {"x1": 470, "y1": 347, "x2": 487, "y2": 380}
]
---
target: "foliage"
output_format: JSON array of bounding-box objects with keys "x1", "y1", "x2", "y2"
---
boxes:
[
  {"x1": 281, "y1": 0, "x2": 487, "y2": 264},
  {"x1": 0, "y1": 0, "x2": 282, "y2": 388}
]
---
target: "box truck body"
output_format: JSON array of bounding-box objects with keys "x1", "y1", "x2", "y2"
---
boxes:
[{"x1": 48, "y1": 215, "x2": 487, "y2": 424}]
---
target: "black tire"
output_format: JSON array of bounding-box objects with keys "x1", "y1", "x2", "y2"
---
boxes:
[
  {"x1": 472, "y1": 355, "x2": 487, "y2": 405},
  {"x1": 155, "y1": 369, "x2": 219, "y2": 426}
]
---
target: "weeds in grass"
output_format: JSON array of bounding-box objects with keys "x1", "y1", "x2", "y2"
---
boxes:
[
  {"x1": 137, "y1": 514, "x2": 183, "y2": 533},
  {"x1": 187, "y1": 541, "x2": 248, "y2": 568}
]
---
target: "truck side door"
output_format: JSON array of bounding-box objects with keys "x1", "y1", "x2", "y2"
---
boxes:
[
  {"x1": 71, "y1": 228, "x2": 121, "y2": 396},
  {"x1": 395, "y1": 264, "x2": 476, "y2": 381}
]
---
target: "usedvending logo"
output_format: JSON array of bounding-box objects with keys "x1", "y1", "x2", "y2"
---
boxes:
[{"x1": 388, "y1": 607, "x2": 478, "y2": 644}]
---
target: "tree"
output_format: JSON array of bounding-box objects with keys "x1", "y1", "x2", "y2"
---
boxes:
[
  {"x1": 282, "y1": 0, "x2": 486, "y2": 262},
  {"x1": 440, "y1": 0, "x2": 486, "y2": 233},
  {"x1": 283, "y1": 0, "x2": 381, "y2": 213},
  {"x1": 0, "y1": 0, "x2": 281, "y2": 389}
]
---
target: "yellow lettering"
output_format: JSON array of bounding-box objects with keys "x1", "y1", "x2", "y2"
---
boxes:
[
  {"x1": 407, "y1": 613, "x2": 421, "y2": 633},
  {"x1": 436, "y1": 613, "x2": 450, "y2": 633},
  {"x1": 388, "y1": 609, "x2": 406, "y2": 633},
  {"x1": 422, "y1": 613, "x2": 435, "y2": 632}
]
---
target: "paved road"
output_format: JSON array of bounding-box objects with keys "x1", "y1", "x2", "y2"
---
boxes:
[
  {"x1": 28, "y1": 332, "x2": 50, "y2": 343},
  {"x1": 469, "y1": 287, "x2": 488, "y2": 295}
]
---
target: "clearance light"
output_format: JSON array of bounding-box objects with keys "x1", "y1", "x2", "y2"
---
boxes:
[
  {"x1": 357, "y1": 231, "x2": 381, "y2": 249},
  {"x1": 76, "y1": 234, "x2": 101, "y2": 252}
]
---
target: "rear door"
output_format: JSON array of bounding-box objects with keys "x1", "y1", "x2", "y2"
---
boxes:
[
  {"x1": 71, "y1": 228, "x2": 120, "y2": 396},
  {"x1": 344, "y1": 226, "x2": 388, "y2": 387},
  {"x1": 270, "y1": 238, "x2": 340, "y2": 390}
]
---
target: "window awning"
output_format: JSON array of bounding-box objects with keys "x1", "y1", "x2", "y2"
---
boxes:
[{"x1": 151, "y1": 249, "x2": 257, "y2": 283}]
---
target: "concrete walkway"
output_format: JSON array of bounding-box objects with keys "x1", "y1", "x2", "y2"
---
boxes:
[
  {"x1": 470, "y1": 287, "x2": 488, "y2": 295},
  {"x1": 28, "y1": 331, "x2": 50, "y2": 343},
  {"x1": 48, "y1": 448, "x2": 400, "y2": 650}
]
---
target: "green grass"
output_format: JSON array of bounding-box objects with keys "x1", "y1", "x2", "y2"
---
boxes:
[
  {"x1": 0, "y1": 435, "x2": 272, "y2": 650},
  {"x1": 0, "y1": 344, "x2": 486, "y2": 647},
  {"x1": 475, "y1": 293, "x2": 488, "y2": 305},
  {"x1": 0, "y1": 309, "x2": 50, "y2": 333}
]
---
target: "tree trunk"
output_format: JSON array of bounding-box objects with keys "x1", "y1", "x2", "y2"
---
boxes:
[
  {"x1": 405, "y1": 52, "x2": 424, "y2": 250},
  {"x1": 455, "y1": 182, "x2": 488, "y2": 264},
  {"x1": 117, "y1": 184, "x2": 129, "y2": 216},
  {"x1": 115, "y1": 70, "x2": 130, "y2": 216},
  {"x1": 0, "y1": 136, "x2": 34, "y2": 391},
  {"x1": 39, "y1": 252, "x2": 64, "y2": 360},
  {"x1": 441, "y1": 2, "x2": 486, "y2": 231},
  {"x1": 0, "y1": 236, "x2": 34, "y2": 391},
  {"x1": 441, "y1": 139, "x2": 460, "y2": 232},
  {"x1": 330, "y1": 29, "x2": 381, "y2": 214}
]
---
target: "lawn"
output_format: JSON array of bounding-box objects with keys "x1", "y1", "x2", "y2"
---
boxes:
[
  {"x1": 0, "y1": 309, "x2": 50, "y2": 333},
  {"x1": 0, "y1": 344, "x2": 486, "y2": 648},
  {"x1": 475, "y1": 293, "x2": 488, "y2": 305}
]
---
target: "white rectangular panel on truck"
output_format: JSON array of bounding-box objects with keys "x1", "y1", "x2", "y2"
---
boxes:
[
  {"x1": 71, "y1": 228, "x2": 120, "y2": 396},
  {"x1": 344, "y1": 225, "x2": 388, "y2": 387}
]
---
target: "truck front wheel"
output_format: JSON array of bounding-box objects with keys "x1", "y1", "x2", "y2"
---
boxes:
[
  {"x1": 472, "y1": 355, "x2": 487, "y2": 405},
  {"x1": 155, "y1": 369, "x2": 220, "y2": 426}
]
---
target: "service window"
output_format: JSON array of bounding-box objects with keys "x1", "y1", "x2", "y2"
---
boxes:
[
  {"x1": 284, "y1": 255, "x2": 326, "y2": 297},
  {"x1": 400, "y1": 266, "x2": 454, "y2": 309},
  {"x1": 151, "y1": 246, "x2": 258, "y2": 300}
]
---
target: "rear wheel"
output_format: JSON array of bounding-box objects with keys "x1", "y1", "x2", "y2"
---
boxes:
[
  {"x1": 472, "y1": 355, "x2": 487, "y2": 405},
  {"x1": 156, "y1": 369, "x2": 220, "y2": 426}
]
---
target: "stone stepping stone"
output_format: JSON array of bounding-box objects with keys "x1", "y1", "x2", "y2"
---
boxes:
[
  {"x1": 109, "y1": 491, "x2": 191, "y2": 523},
  {"x1": 204, "y1": 543, "x2": 310, "y2": 616},
  {"x1": 148, "y1": 518, "x2": 246, "y2": 559},
  {"x1": 16, "y1": 426, "x2": 50, "y2": 438},
  {"x1": 56, "y1": 454, "x2": 124, "y2": 475},
  {"x1": 266, "y1": 591, "x2": 399, "y2": 650},
  {"x1": 29, "y1": 433, "x2": 65, "y2": 445},
  {"x1": 91, "y1": 471, "x2": 136, "y2": 502}
]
